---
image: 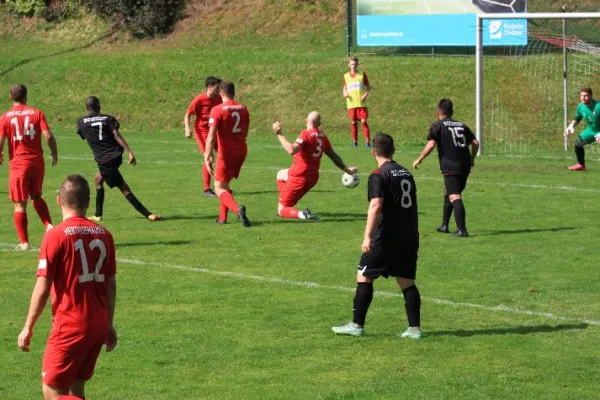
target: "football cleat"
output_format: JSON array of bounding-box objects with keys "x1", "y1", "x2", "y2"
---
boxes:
[
  {"x1": 147, "y1": 214, "x2": 162, "y2": 222},
  {"x1": 332, "y1": 322, "x2": 364, "y2": 336},
  {"x1": 15, "y1": 242, "x2": 32, "y2": 251},
  {"x1": 568, "y1": 164, "x2": 586, "y2": 171},
  {"x1": 303, "y1": 208, "x2": 320, "y2": 221},
  {"x1": 365, "y1": 142, "x2": 371, "y2": 148},
  {"x1": 215, "y1": 219, "x2": 227, "y2": 225},
  {"x1": 352, "y1": 142, "x2": 358, "y2": 148},
  {"x1": 399, "y1": 328, "x2": 424, "y2": 340},
  {"x1": 238, "y1": 205, "x2": 251, "y2": 227},
  {"x1": 454, "y1": 230, "x2": 470, "y2": 238},
  {"x1": 204, "y1": 189, "x2": 217, "y2": 198},
  {"x1": 436, "y1": 225, "x2": 450, "y2": 233},
  {"x1": 88, "y1": 216, "x2": 102, "y2": 223}
]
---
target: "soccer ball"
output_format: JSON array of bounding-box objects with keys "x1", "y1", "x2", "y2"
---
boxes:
[{"x1": 341, "y1": 173, "x2": 360, "y2": 188}]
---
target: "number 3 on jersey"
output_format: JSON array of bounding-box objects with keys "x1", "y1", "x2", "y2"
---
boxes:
[{"x1": 75, "y1": 239, "x2": 107, "y2": 283}]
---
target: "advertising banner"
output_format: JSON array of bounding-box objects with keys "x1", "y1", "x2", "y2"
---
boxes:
[{"x1": 356, "y1": 0, "x2": 528, "y2": 46}]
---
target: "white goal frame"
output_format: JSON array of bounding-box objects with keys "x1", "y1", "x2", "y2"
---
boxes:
[{"x1": 476, "y1": 12, "x2": 600, "y2": 155}]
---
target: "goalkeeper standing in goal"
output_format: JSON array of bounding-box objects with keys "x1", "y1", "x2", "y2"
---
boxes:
[{"x1": 564, "y1": 87, "x2": 600, "y2": 171}]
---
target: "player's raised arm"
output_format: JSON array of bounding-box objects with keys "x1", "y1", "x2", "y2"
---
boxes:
[
  {"x1": 17, "y1": 276, "x2": 52, "y2": 352},
  {"x1": 273, "y1": 121, "x2": 301, "y2": 155},
  {"x1": 324, "y1": 148, "x2": 357, "y2": 175}
]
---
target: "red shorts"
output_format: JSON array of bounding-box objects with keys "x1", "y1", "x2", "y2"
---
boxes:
[
  {"x1": 9, "y1": 159, "x2": 45, "y2": 202},
  {"x1": 193, "y1": 129, "x2": 218, "y2": 153},
  {"x1": 347, "y1": 107, "x2": 368, "y2": 122},
  {"x1": 42, "y1": 330, "x2": 105, "y2": 388},
  {"x1": 279, "y1": 173, "x2": 319, "y2": 207},
  {"x1": 215, "y1": 149, "x2": 247, "y2": 183}
]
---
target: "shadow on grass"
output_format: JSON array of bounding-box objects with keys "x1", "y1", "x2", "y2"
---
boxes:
[
  {"x1": 478, "y1": 226, "x2": 577, "y2": 236},
  {"x1": 163, "y1": 214, "x2": 220, "y2": 221},
  {"x1": 0, "y1": 29, "x2": 116, "y2": 77},
  {"x1": 117, "y1": 240, "x2": 193, "y2": 248},
  {"x1": 429, "y1": 323, "x2": 588, "y2": 337}
]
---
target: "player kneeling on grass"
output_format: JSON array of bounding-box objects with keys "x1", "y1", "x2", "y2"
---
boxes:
[
  {"x1": 332, "y1": 133, "x2": 422, "y2": 339},
  {"x1": 564, "y1": 87, "x2": 600, "y2": 172},
  {"x1": 18, "y1": 174, "x2": 118, "y2": 400},
  {"x1": 77, "y1": 96, "x2": 161, "y2": 222},
  {"x1": 273, "y1": 112, "x2": 357, "y2": 221}
]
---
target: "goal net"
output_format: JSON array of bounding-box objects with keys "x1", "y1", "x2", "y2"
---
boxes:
[{"x1": 477, "y1": 13, "x2": 600, "y2": 155}]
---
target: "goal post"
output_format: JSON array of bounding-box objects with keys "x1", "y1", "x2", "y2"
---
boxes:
[{"x1": 476, "y1": 12, "x2": 600, "y2": 155}]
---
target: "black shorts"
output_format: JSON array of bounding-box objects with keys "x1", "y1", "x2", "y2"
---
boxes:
[
  {"x1": 444, "y1": 173, "x2": 469, "y2": 195},
  {"x1": 357, "y1": 245, "x2": 419, "y2": 280},
  {"x1": 98, "y1": 157, "x2": 125, "y2": 189}
]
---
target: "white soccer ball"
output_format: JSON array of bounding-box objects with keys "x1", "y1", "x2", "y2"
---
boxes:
[{"x1": 341, "y1": 172, "x2": 360, "y2": 188}]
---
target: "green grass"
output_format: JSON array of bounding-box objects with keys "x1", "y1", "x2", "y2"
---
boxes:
[{"x1": 1, "y1": 2, "x2": 600, "y2": 399}]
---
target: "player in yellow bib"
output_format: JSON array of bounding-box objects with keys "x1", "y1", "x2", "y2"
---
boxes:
[{"x1": 343, "y1": 56, "x2": 371, "y2": 147}]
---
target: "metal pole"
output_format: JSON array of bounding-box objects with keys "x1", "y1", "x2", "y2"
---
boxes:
[
  {"x1": 562, "y1": 17, "x2": 569, "y2": 151},
  {"x1": 346, "y1": 0, "x2": 353, "y2": 56},
  {"x1": 475, "y1": 15, "x2": 483, "y2": 155}
]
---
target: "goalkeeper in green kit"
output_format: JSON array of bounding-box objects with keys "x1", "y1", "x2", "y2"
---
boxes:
[{"x1": 564, "y1": 87, "x2": 600, "y2": 171}]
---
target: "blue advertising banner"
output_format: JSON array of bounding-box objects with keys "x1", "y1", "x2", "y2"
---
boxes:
[{"x1": 356, "y1": 0, "x2": 528, "y2": 46}]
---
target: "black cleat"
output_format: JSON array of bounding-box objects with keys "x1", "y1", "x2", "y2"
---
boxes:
[
  {"x1": 454, "y1": 230, "x2": 469, "y2": 238},
  {"x1": 215, "y1": 219, "x2": 227, "y2": 225},
  {"x1": 204, "y1": 189, "x2": 217, "y2": 198},
  {"x1": 303, "y1": 208, "x2": 320, "y2": 221},
  {"x1": 436, "y1": 225, "x2": 450, "y2": 233},
  {"x1": 238, "y1": 205, "x2": 251, "y2": 227}
]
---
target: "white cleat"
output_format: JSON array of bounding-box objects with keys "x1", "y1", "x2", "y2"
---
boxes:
[
  {"x1": 15, "y1": 242, "x2": 32, "y2": 251},
  {"x1": 398, "y1": 328, "x2": 424, "y2": 340}
]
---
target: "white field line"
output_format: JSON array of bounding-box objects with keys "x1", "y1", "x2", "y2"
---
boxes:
[
  {"x1": 2, "y1": 246, "x2": 599, "y2": 327},
  {"x1": 56, "y1": 155, "x2": 600, "y2": 194}
]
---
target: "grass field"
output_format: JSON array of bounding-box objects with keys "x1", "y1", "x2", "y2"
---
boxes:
[{"x1": 1, "y1": 2, "x2": 600, "y2": 399}]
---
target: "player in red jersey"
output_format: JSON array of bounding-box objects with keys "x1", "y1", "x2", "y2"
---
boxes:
[
  {"x1": 184, "y1": 76, "x2": 223, "y2": 197},
  {"x1": 204, "y1": 81, "x2": 251, "y2": 226},
  {"x1": 272, "y1": 112, "x2": 357, "y2": 220},
  {"x1": 18, "y1": 174, "x2": 118, "y2": 400},
  {"x1": 0, "y1": 84, "x2": 58, "y2": 250}
]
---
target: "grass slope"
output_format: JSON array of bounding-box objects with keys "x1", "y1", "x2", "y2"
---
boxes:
[{"x1": 0, "y1": 1, "x2": 599, "y2": 399}]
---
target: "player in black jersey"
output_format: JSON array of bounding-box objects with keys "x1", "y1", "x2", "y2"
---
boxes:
[
  {"x1": 413, "y1": 99, "x2": 479, "y2": 237},
  {"x1": 332, "y1": 133, "x2": 422, "y2": 339},
  {"x1": 76, "y1": 96, "x2": 161, "y2": 222}
]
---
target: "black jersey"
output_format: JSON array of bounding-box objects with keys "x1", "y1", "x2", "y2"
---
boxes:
[
  {"x1": 427, "y1": 117, "x2": 475, "y2": 174},
  {"x1": 367, "y1": 161, "x2": 419, "y2": 247},
  {"x1": 76, "y1": 112, "x2": 123, "y2": 164}
]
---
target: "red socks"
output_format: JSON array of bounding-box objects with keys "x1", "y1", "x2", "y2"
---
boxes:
[
  {"x1": 361, "y1": 121, "x2": 370, "y2": 143},
  {"x1": 219, "y1": 191, "x2": 239, "y2": 216},
  {"x1": 14, "y1": 212, "x2": 29, "y2": 244},
  {"x1": 279, "y1": 207, "x2": 300, "y2": 219},
  {"x1": 202, "y1": 164, "x2": 211, "y2": 192},
  {"x1": 351, "y1": 123, "x2": 358, "y2": 143},
  {"x1": 32, "y1": 199, "x2": 52, "y2": 228}
]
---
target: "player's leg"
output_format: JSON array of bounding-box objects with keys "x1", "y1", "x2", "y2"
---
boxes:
[
  {"x1": 68, "y1": 380, "x2": 85, "y2": 399},
  {"x1": 278, "y1": 176, "x2": 318, "y2": 220},
  {"x1": 89, "y1": 172, "x2": 105, "y2": 222},
  {"x1": 10, "y1": 167, "x2": 31, "y2": 249},
  {"x1": 196, "y1": 131, "x2": 216, "y2": 196},
  {"x1": 445, "y1": 175, "x2": 469, "y2": 237},
  {"x1": 215, "y1": 152, "x2": 250, "y2": 226},
  {"x1": 437, "y1": 187, "x2": 452, "y2": 233},
  {"x1": 276, "y1": 169, "x2": 289, "y2": 195},
  {"x1": 42, "y1": 383, "x2": 69, "y2": 400},
  {"x1": 569, "y1": 132, "x2": 594, "y2": 171},
  {"x1": 359, "y1": 108, "x2": 371, "y2": 147},
  {"x1": 348, "y1": 109, "x2": 358, "y2": 146},
  {"x1": 29, "y1": 159, "x2": 53, "y2": 230},
  {"x1": 393, "y1": 247, "x2": 422, "y2": 339},
  {"x1": 332, "y1": 247, "x2": 384, "y2": 336},
  {"x1": 117, "y1": 181, "x2": 161, "y2": 221}
]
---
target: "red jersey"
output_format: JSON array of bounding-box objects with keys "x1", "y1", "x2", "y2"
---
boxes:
[
  {"x1": 37, "y1": 217, "x2": 116, "y2": 336},
  {"x1": 209, "y1": 100, "x2": 250, "y2": 152},
  {"x1": 289, "y1": 128, "x2": 332, "y2": 177},
  {"x1": 0, "y1": 104, "x2": 49, "y2": 166},
  {"x1": 187, "y1": 93, "x2": 222, "y2": 132}
]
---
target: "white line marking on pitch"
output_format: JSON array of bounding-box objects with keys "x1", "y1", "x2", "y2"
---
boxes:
[
  {"x1": 56, "y1": 155, "x2": 600, "y2": 194},
  {"x1": 2, "y1": 242, "x2": 598, "y2": 326}
]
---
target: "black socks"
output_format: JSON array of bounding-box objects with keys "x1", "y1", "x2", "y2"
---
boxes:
[
  {"x1": 95, "y1": 188, "x2": 105, "y2": 217},
  {"x1": 402, "y1": 285, "x2": 421, "y2": 327},
  {"x1": 352, "y1": 282, "x2": 374, "y2": 326},
  {"x1": 125, "y1": 193, "x2": 151, "y2": 218},
  {"x1": 452, "y1": 199, "x2": 467, "y2": 232}
]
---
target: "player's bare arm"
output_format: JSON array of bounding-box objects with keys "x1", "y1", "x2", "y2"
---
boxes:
[
  {"x1": 106, "y1": 275, "x2": 118, "y2": 352},
  {"x1": 343, "y1": 87, "x2": 350, "y2": 99},
  {"x1": 362, "y1": 197, "x2": 383, "y2": 254},
  {"x1": 112, "y1": 129, "x2": 136, "y2": 165},
  {"x1": 203, "y1": 126, "x2": 217, "y2": 176},
  {"x1": 184, "y1": 111, "x2": 192, "y2": 138},
  {"x1": 324, "y1": 149, "x2": 357, "y2": 175},
  {"x1": 360, "y1": 85, "x2": 371, "y2": 102},
  {"x1": 42, "y1": 129, "x2": 58, "y2": 166},
  {"x1": 272, "y1": 121, "x2": 301, "y2": 155},
  {"x1": 471, "y1": 139, "x2": 480, "y2": 167},
  {"x1": 17, "y1": 276, "x2": 52, "y2": 352},
  {"x1": 0, "y1": 135, "x2": 5, "y2": 165},
  {"x1": 413, "y1": 139, "x2": 437, "y2": 169}
]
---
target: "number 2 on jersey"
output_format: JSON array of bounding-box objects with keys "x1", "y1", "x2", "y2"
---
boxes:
[
  {"x1": 10, "y1": 117, "x2": 36, "y2": 141},
  {"x1": 231, "y1": 111, "x2": 241, "y2": 133},
  {"x1": 75, "y1": 239, "x2": 107, "y2": 283}
]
